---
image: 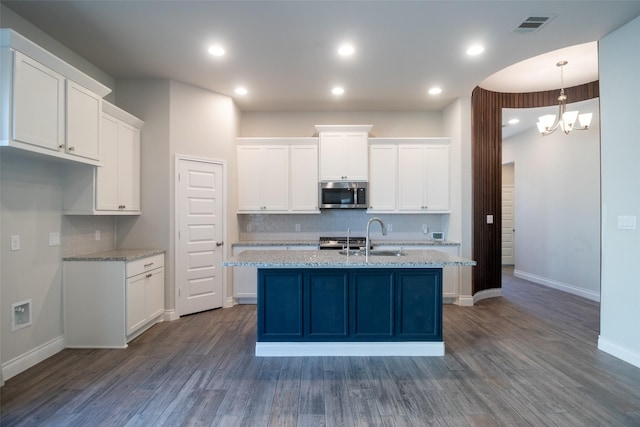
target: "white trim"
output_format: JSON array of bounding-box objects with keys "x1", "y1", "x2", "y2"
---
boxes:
[
  {"x1": 514, "y1": 269, "x2": 600, "y2": 302},
  {"x1": 164, "y1": 309, "x2": 179, "y2": 322},
  {"x1": 255, "y1": 341, "x2": 445, "y2": 357},
  {"x1": 473, "y1": 288, "x2": 502, "y2": 304},
  {"x1": 174, "y1": 155, "x2": 228, "y2": 317},
  {"x1": 2, "y1": 335, "x2": 64, "y2": 381},
  {"x1": 224, "y1": 296, "x2": 234, "y2": 308},
  {"x1": 458, "y1": 295, "x2": 475, "y2": 306},
  {"x1": 598, "y1": 336, "x2": 640, "y2": 369}
]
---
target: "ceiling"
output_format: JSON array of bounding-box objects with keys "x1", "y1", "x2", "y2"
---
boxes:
[{"x1": 2, "y1": 1, "x2": 639, "y2": 112}]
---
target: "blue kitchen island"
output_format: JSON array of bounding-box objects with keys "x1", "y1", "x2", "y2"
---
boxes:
[{"x1": 223, "y1": 249, "x2": 475, "y2": 356}]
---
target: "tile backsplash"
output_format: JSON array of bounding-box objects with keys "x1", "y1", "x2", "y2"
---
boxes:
[
  {"x1": 238, "y1": 210, "x2": 448, "y2": 242},
  {"x1": 62, "y1": 216, "x2": 116, "y2": 257}
]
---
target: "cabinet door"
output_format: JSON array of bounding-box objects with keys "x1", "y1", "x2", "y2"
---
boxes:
[
  {"x1": 305, "y1": 270, "x2": 349, "y2": 339},
  {"x1": 261, "y1": 146, "x2": 289, "y2": 211},
  {"x1": 12, "y1": 51, "x2": 65, "y2": 151},
  {"x1": 258, "y1": 269, "x2": 304, "y2": 341},
  {"x1": 349, "y1": 271, "x2": 394, "y2": 339},
  {"x1": 424, "y1": 146, "x2": 450, "y2": 211},
  {"x1": 117, "y1": 123, "x2": 141, "y2": 211},
  {"x1": 145, "y1": 267, "x2": 165, "y2": 320},
  {"x1": 126, "y1": 273, "x2": 147, "y2": 335},
  {"x1": 291, "y1": 144, "x2": 319, "y2": 212},
  {"x1": 318, "y1": 132, "x2": 345, "y2": 181},
  {"x1": 397, "y1": 145, "x2": 426, "y2": 211},
  {"x1": 343, "y1": 132, "x2": 368, "y2": 181},
  {"x1": 66, "y1": 80, "x2": 101, "y2": 160},
  {"x1": 395, "y1": 270, "x2": 442, "y2": 340},
  {"x1": 237, "y1": 146, "x2": 265, "y2": 211},
  {"x1": 96, "y1": 114, "x2": 119, "y2": 210},
  {"x1": 368, "y1": 145, "x2": 397, "y2": 211}
]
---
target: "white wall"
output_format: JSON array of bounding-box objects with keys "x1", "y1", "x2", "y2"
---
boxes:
[
  {"x1": 240, "y1": 111, "x2": 443, "y2": 137},
  {"x1": 115, "y1": 80, "x2": 240, "y2": 311},
  {"x1": 502, "y1": 98, "x2": 601, "y2": 301},
  {"x1": 598, "y1": 15, "x2": 640, "y2": 368}
]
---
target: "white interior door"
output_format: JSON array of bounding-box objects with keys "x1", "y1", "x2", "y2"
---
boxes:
[
  {"x1": 502, "y1": 185, "x2": 515, "y2": 265},
  {"x1": 176, "y1": 158, "x2": 224, "y2": 316}
]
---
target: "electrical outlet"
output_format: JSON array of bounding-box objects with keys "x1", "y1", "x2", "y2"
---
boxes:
[
  {"x1": 295, "y1": 224, "x2": 301, "y2": 232},
  {"x1": 422, "y1": 224, "x2": 429, "y2": 234},
  {"x1": 246, "y1": 223, "x2": 252, "y2": 232},
  {"x1": 618, "y1": 215, "x2": 637, "y2": 230},
  {"x1": 95, "y1": 230, "x2": 101, "y2": 241},
  {"x1": 487, "y1": 215, "x2": 494, "y2": 224},
  {"x1": 387, "y1": 224, "x2": 393, "y2": 232},
  {"x1": 11, "y1": 235, "x2": 20, "y2": 251},
  {"x1": 12, "y1": 299, "x2": 32, "y2": 331}
]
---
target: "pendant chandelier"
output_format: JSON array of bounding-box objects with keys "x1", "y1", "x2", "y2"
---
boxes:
[{"x1": 536, "y1": 61, "x2": 593, "y2": 136}]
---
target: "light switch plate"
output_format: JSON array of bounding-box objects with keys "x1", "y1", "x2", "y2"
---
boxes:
[
  {"x1": 49, "y1": 232, "x2": 60, "y2": 246},
  {"x1": 618, "y1": 215, "x2": 637, "y2": 230},
  {"x1": 487, "y1": 215, "x2": 494, "y2": 224},
  {"x1": 11, "y1": 235, "x2": 20, "y2": 251}
]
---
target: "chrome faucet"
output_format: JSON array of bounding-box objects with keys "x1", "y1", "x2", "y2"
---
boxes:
[{"x1": 366, "y1": 217, "x2": 387, "y2": 262}]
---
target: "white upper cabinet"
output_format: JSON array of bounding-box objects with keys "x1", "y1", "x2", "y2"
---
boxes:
[
  {"x1": 1, "y1": 29, "x2": 111, "y2": 166},
  {"x1": 398, "y1": 144, "x2": 450, "y2": 212},
  {"x1": 368, "y1": 144, "x2": 398, "y2": 212},
  {"x1": 237, "y1": 144, "x2": 289, "y2": 212},
  {"x1": 290, "y1": 144, "x2": 319, "y2": 212},
  {"x1": 236, "y1": 138, "x2": 319, "y2": 214},
  {"x1": 66, "y1": 80, "x2": 101, "y2": 161},
  {"x1": 316, "y1": 125, "x2": 372, "y2": 181},
  {"x1": 63, "y1": 101, "x2": 143, "y2": 215},
  {"x1": 11, "y1": 51, "x2": 65, "y2": 152}
]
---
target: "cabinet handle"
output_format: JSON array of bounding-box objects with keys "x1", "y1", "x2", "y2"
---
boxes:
[
  {"x1": 144, "y1": 262, "x2": 154, "y2": 267},
  {"x1": 146, "y1": 273, "x2": 152, "y2": 278},
  {"x1": 68, "y1": 146, "x2": 75, "y2": 151},
  {"x1": 119, "y1": 205, "x2": 126, "y2": 209}
]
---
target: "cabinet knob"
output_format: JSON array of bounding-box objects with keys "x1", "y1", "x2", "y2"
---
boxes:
[
  {"x1": 58, "y1": 144, "x2": 64, "y2": 149},
  {"x1": 68, "y1": 146, "x2": 75, "y2": 151}
]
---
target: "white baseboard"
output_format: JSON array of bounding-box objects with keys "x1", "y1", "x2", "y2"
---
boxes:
[
  {"x1": 235, "y1": 297, "x2": 257, "y2": 305},
  {"x1": 2, "y1": 336, "x2": 65, "y2": 381},
  {"x1": 473, "y1": 288, "x2": 502, "y2": 304},
  {"x1": 164, "y1": 309, "x2": 179, "y2": 321},
  {"x1": 255, "y1": 341, "x2": 445, "y2": 357},
  {"x1": 514, "y1": 270, "x2": 600, "y2": 302},
  {"x1": 458, "y1": 295, "x2": 474, "y2": 306},
  {"x1": 598, "y1": 336, "x2": 640, "y2": 369}
]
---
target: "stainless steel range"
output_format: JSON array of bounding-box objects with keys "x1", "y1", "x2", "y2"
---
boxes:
[{"x1": 319, "y1": 236, "x2": 368, "y2": 250}]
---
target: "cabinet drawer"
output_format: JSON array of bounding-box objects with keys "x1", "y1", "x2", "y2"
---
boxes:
[{"x1": 127, "y1": 254, "x2": 164, "y2": 278}]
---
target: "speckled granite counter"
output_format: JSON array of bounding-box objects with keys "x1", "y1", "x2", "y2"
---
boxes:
[
  {"x1": 63, "y1": 248, "x2": 165, "y2": 262},
  {"x1": 223, "y1": 249, "x2": 474, "y2": 268}
]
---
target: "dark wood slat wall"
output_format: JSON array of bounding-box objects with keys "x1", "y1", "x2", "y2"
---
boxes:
[{"x1": 470, "y1": 81, "x2": 599, "y2": 294}]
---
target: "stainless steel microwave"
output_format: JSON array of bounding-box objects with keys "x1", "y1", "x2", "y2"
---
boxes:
[{"x1": 319, "y1": 181, "x2": 368, "y2": 209}]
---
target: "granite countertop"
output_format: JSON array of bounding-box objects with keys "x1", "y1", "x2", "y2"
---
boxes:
[
  {"x1": 222, "y1": 249, "x2": 475, "y2": 268},
  {"x1": 63, "y1": 248, "x2": 165, "y2": 262},
  {"x1": 231, "y1": 240, "x2": 459, "y2": 248}
]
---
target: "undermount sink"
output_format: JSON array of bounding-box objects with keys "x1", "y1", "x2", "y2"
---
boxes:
[{"x1": 339, "y1": 249, "x2": 406, "y2": 257}]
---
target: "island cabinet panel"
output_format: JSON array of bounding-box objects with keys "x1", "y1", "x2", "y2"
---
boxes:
[
  {"x1": 257, "y1": 268, "x2": 442, "y2": 342},
  {"x1": 395, "y1": 270, "x2": 442, "y2": 340},
  {"x1": 305, "y1": 271, "x2": 349, "y2": 339},
  {"x1": 350, "y1": 271, "x2": 394, "y2": 339},
  {"x1": 258, "y1": 270, "x2": 304, "y2": 339}
]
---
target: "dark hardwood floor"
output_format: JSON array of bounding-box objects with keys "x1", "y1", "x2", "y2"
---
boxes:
[{"x1": 2, "y1": 267, "x2": 640, "y2": 426}]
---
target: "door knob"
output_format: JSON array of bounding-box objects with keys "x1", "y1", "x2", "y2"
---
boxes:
[{"x1": 216, "y1": 241, "x2": 224, "y2": 247}]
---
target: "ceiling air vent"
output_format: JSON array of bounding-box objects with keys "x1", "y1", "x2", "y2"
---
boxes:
[{"x1": 513, "y1": 15, "x2": 555, "y2": 34}]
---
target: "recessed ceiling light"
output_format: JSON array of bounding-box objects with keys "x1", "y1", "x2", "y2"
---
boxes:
[
  {"x1": 508, "y1": 118, "x2": 520, "y2": 125},
  {"x1": 332, "y1": 86, "x2": 345, "y2": 95},
  {"x1": 208, "y1": 45, "x2": 225, "y2": 56},
  {"x1": 338, "y1": 44, "x2": 355, "y2": 56},
  {"x1": 428, "y1": 87, "x2": 442, "y2": 95},
  {"x1": 235, "y1": 87, "x2": 248, "y2": 95},
  {"x1": 466, "y1": 44, "x2": 485, "y2": 56}
]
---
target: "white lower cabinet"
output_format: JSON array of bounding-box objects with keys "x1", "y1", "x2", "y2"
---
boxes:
[
  {"x1": 63, "y1": 253, "x2": 164, "y2": 348},
  {"x1": 233, "y1": 245, "x2": 318, "y2": 303},
  {"x1": 375, "y1": 244, "x2": 460, "y2": 302}
]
